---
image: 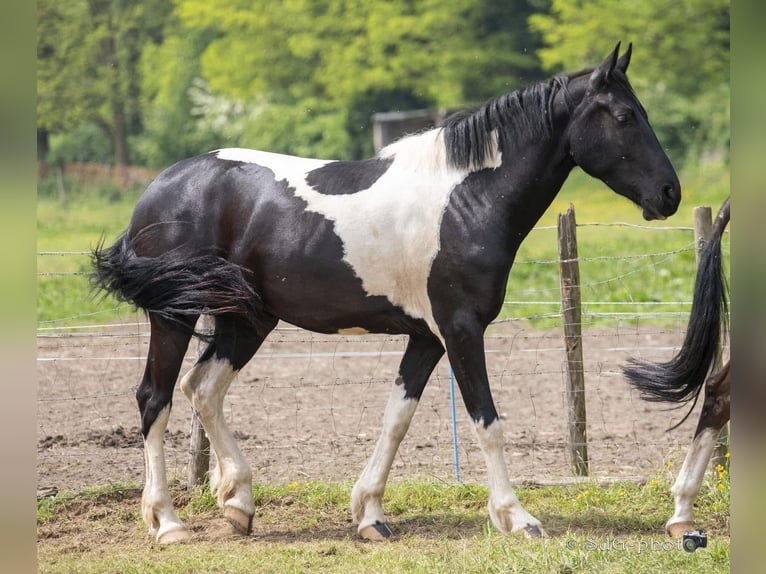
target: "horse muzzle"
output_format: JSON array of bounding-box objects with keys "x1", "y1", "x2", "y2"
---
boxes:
[{"x1": 642, "y1": 182, "x2": 681, "y2": 221}]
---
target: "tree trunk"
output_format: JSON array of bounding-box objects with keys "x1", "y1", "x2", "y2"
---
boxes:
[
  {"x1": 37, "y1": 128, "x2": 51, "y2": 179},
  {"x1": 112, "y1": 104, "x2": 130, "y2": 190}
]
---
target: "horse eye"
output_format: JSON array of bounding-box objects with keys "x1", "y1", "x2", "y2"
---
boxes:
[{"x1": 615, "y1": 110, "x2": 633, "y2": 124}]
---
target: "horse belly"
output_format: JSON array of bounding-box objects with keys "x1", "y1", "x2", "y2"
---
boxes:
[{"x1": 247, "y1": 243, "x2": 431, "y2": 336}]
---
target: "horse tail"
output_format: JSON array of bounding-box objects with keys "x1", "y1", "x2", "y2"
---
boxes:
[
  {"x1": 622, "y1": 197, "x2": 730, "y2": 428},
  {"x1": 90, "y1": 230, "x2": 262, "y2": 337}
]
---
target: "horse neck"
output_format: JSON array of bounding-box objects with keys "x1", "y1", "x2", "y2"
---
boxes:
[
  {"x1": 476, "y1": 130, "x2": 574, "y2": 247},
  {"x1": 478, "y1": 77, "x2": 591, "y2": 242}
]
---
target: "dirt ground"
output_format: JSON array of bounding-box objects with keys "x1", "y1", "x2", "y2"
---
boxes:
[{"x1": 37, "y1": 320, "x2": 709, "y2": 495}]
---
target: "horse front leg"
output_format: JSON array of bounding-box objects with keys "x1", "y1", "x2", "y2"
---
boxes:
[
  {"x1": 442, "y1": 316, "x2": 546, "y2": 538},
  {"x1": 351, "y1": 334, "x2": 444, "y2": 540},
  {"x1": 666, "y1": 362, "x2": 730, "y2": 537}
]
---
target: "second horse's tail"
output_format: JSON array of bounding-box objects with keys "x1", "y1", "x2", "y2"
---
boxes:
[{"x1": 622, "y1": 198, "x2": 730, "y2": 427}]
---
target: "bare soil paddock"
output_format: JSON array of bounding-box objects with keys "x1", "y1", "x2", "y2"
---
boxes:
[{"x1": 37, "y1": 321, "x2": 705, "y2": 494}]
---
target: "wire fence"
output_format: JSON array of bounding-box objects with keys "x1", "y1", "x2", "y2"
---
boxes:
[{"x1": 36, "y1": 220, "x2": 730, "y2": 493}]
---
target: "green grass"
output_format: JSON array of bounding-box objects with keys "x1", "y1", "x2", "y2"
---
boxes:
[
  {"x1": 503, "y1": 164, "x2": 730, "y2": 327},
  {"x1": 36, "y1": 163, "x2": 730, "y2": 327},
  {"x1": 37, "y1": 473, "x2": 729, "y2": 573},
  {"x1": 37, "y1": 181, "x2": 145, "y2": 327}
]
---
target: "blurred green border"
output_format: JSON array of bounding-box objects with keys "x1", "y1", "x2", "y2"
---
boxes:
[
  {"x1": 0, "y1": 0, "x2": 37, "y2": 571},
  {"x1": 730, "y1": 1, "x2": 766, "y2": 572}
]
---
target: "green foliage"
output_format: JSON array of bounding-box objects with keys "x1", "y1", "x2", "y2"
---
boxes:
[
  {"x1": 37, "y1": 0, "x2": 174, "y2": 166},
  {"x1": 37, "y1": 1, "x2": 95, "y2": 133},
  {"x1": 173, "y1": 0, "x2": 542, "y2": 159},
  {"x1": 38, "y1": 1, "x2": 728, "y2": 165},
  {"x1": 529, "y1": 0, "x2": 729, "y2": 166},
  {"x1": 132, "y1": 23, "x2": 225, "y2": 167},
  {"x1": 47, "y1": 123, "x2": 113, "y2": 166}
]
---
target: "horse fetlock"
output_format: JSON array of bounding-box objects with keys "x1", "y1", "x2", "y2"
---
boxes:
[
  {"x1": 143, "y1": 501, "x2": 190, "y2": 544},
  {"x1": 214, "y1": 471, "x2": 253, "y2": 510},
  {"x1": 350, "y1": 485, "x2": 384, "y2": 524}
]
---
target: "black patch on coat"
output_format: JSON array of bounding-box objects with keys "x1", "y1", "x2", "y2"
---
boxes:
[{"x1": 305, "y1": 158, "x2": 393, "y2": 195}]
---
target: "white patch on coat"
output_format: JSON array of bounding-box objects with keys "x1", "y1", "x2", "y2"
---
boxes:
[
  {"x1": 216, "y1": 130, "x2": 500, "y2": 337},
  {"x1": 338, "y1": 327, "x2": 370, "y2": 335},
  {"x1": 215, "y1": 147, "x2": 334, "y2": 174}
]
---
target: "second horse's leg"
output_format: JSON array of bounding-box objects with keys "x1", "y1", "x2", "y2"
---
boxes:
[{"x1": 666, "y1": 362, "x2": 730, "y2": 537}]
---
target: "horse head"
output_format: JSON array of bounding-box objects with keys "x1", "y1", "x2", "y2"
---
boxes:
[{"x1": 567, "y1": 43, "x2": 681, "y2": 221}]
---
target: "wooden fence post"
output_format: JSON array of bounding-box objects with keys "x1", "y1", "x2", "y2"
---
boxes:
[
  {"x1": 187, "y1": 316, "x2": 213, "y2": 488},
  {"x1": 558, "y1": 204, "x2": 589, "y2": 477},
  {"x1": 692, "y1": 206, "x2": 730, "y2": 469}
]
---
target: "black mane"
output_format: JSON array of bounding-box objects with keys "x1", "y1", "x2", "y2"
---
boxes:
[{"x1": 441, "y1": 75, "x2": 573, "y2": 171}]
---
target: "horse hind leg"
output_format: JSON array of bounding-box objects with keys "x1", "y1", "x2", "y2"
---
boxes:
[
  {"x1": 666, "y1": 361, "x2": 730, "y2": 537},
  {"x1": 137, "y1": 314, "x2": 197, "y2": 544},
  {"x1": 179, "y1": 313, "x2": 277, "y2": 537},
  {"x1": 351, "y1": 334, "x2": 444, "y2": 540}
]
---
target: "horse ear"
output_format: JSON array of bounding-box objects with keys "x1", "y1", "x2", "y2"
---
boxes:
[
  {"x1": 589, "y1": 42, "x2": 621, "y2": 89},
  {"x1": 616, "y1": 42, "x2": 632, "y2": 74}
]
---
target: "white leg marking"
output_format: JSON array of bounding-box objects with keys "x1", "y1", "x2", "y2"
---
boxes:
[
  {"x1": 180, "y1": 358, "x2": 254, "y2": 531},
  {"x1": 352, "y1": 381, "x2": 418, "y2": 535},
  {"x1": 666, "y1": 427, "x2": 719, "y2": 536},
  {"x1": 474, "y1": 419, "x2": 544, "y2": 536},
  {"x1": 142, "y1": 405, "x2": 190, "y2": 543}
]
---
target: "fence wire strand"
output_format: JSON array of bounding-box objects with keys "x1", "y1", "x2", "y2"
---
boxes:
[{"x1": 37, "y1": 220, "x2": 730, "y2": 490}]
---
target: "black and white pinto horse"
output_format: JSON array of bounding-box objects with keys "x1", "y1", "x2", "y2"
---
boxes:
[
  {"x1": 93, "y1": 44, "x2": 681, "y2": 544},
  {"x1": 624, "y1": 197, "x2": 730, "y2": 538}
]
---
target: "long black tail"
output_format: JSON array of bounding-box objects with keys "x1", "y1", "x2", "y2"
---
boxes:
[
  {"x1": 90, "y1": 230, "x2": 262, "y2": 336},
  {"x1": 623, "y1": 198, "x2": 730, "y2": 426}
]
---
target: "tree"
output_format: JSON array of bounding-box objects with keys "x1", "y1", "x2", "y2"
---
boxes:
[
  {"x1": 37, "y1": 0, "x2": 172, "y2": 181},
  {"x1": 174, "y1": 0, "x2": 544, "y2": 159},
  {"x1": 529, "y1": 0, "x2": 729, "y2": 165}
]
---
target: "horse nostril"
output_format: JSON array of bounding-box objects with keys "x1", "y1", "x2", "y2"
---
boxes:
[{"x1": 661, "y1": 184, "x2": 675, "y2": 200}]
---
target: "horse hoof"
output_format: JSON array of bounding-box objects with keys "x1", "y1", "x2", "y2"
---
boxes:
[
  {"x1": 666, "y1": 520, "x2": 695, "y2": 538},
  {"x1": 224, "y1": 506, "x2": 253, "y2": 536},
  {"x1": 521, "y1": 524, "x2": 547, "y2": 539},
  {"x1": 157, "y1": 527, "x2": 192, "y2": 545},
  {"x1": 359, "y1": 521, "x2": 393, "y2": 541}
]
